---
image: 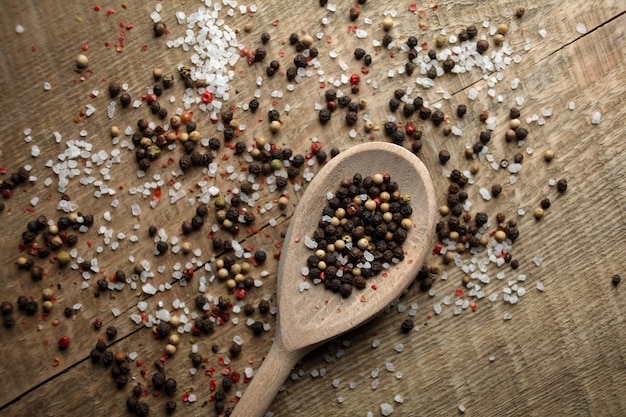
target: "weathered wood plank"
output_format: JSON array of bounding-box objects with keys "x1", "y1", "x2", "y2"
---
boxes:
[{"x1": 0, "y1": 0, "x2": 624, "y2": 416}]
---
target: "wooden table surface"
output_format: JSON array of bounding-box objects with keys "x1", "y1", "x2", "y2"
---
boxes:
[{"x1": 0, "y1": 1, "x2": 624, "y2": 416}]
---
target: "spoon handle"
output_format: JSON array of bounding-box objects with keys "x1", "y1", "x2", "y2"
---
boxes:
[{"x1": 231, "y1": 342, "x2": 305, "y2": 417}]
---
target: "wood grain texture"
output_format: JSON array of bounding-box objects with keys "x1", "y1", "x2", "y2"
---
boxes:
[{"x1": 0, "y1": 0, "x2": 625, "y2": 416}]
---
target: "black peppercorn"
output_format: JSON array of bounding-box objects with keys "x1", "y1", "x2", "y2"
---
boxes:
[
  {"x1": 1, "y1": 301, "x2": 13, "y2": 316},
  {"x1": 179, "y1": 154, "x2": 192, "y2": 171},
  {"x1": 491, "y1": 184, "x2": 502, "y2": 197},
  {"x1": 136, "y1": 402, "x2": 150, "y2": 417},
  {"x1": 119, "y1": 92, "x2": 131, "y2": 107},
  {"x1": 612, "y1": 274, "x2": 621, "y2": 287},
  {"x1": 229, "y1": 342, "x2": 242, "y2": 357},
  {"x1": 150, "y1": 101, "x2": 161, "y2": 114},
  {"x1": 156, "y1": 241, "x2": 169, "y2": 255},
  {"x1": 363, "y1": 54, "x2": 372, "y2": 66},
  {"x1": 443, "y1": 57, "x2": 455, "y2": 72},
  {"x1": 411, "y1": 140, "x2": 423, "y2": 154},
  {"x1": 431, "y1": 110, "x2": 444, "y2": 126},
  {"x1": 208, "y1": 137, "x2": 221, "y2": 150},
  {"x1": 515, "y1": 127, "x2": 528, "y2": 141},
  {"x1": 254, "y1": 47, "x2": 266, "y2": 62},
  {"x1": 509, "y1": 108, "x2": 521, "y2": 119},
  {"x1": 318, "y1": 108, "x2": 332, "y2": 125},
  {"x1": 106, "y1": 326, "x2": 118, "y2": 340},
  {"x1": 127, "y1": 397, "x2": 139, "y2": 412},
  {"x1": 419, "y1": 106, "x2": 432, "y2": 120},
  {"x1": 475, "y1": 212, "x2": 488, "y2": 227},
  {"x1": 382, "y1": 34, "x2": 392, "y2": 48},
  {"x1": 389, "y1": 98, "x2": 400, "y2": 112},
  {"x1": 191, "y1": 215, "x2": 204, "y2": 230},
  {"x1": 261, "y1": 32, "x2": 270, "y2": 44},
  {"x1": 456, "y1": 104, "x2": 467, "y2": 117},
  {"x1": 540, "y1": 198, "x2": 551, "y2": 209},
  {"x1": 354, "y1": 48, "x2": 366, "y2": 60},
  {"x1": 165, "y1": 378, "x2": 177, "y2": 395},
  {"x1": 248, "y1": 98, "x2": 260, "y2": 113},
  {"x1": 390, "y1": 131, "x2": 405, "y2": 144},
  {"x1": 466, "y1": 25, "x2": 478, "y2": 39},
  {"x1": 286, "y1": 66, "x2": 297, "y2": 81},
  {"x1": 438, "y1": 150, "x2": 451, "y2": 164},
  {"x1": 165, "y1": 400, "x2": 177, "y2": 414},
  {"x1": 400, "y1": 318, "x2": 414, "y2": 333},
  {"x1": 294, "y1": 54, "x2": 307, "y2": 68},
  {"x1": 556, "y1": 179, "x2": 568, "y2": 193},
  {"x1": 268, "y1": 109, "x2": 280, "y2": 122},
  {"x1": 345, "y1": 111, "x2": 358, "y2": 126},
  {"x1": 309, "y1": 47, "x2": 319, "y2": 58},
  {"x1": 258, "y1": 299, "x2": 270, "y2": 314},
  {"x1": 250, "y1": 321, "x2": 264, "y2": 335}
]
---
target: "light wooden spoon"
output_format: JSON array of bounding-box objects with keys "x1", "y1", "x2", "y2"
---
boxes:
[{"x1": 231, "y1": 142, "x2": 437, "y2": 417}]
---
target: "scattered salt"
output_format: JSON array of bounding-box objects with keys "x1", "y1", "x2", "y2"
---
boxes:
[
  {"x1": 381, "y1": 403, "x2": 394, "y2": 416},
  {"x1": 591, "y1": 111, "x2": 602, "y2": 125},
  {"x1": 575, "y1": 22, "x2": 587, "y2": 34}
]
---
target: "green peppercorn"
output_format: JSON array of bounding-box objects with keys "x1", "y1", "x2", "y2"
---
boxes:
[{"x1": 57, "y1": 251, "x2": 71, "y2": 266}]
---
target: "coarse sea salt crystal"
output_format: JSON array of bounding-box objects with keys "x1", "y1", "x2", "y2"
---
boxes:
[
  {"x1": 479, "y1": 188, "x2": 492, "y2": 201},
  {"x1": 381, "y1": 403, "x2": 394, "y2": 416},
  {"x1": 591, "y1": 111, "x2": 602, "y2": 125},
  {"x1": 576, "y1": 23, "x2": 587, "y2": 34}
]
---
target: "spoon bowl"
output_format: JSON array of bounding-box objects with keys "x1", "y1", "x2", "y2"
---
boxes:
[{"x1": 232, "y1": 142, "x2": 437, "y2": 417}]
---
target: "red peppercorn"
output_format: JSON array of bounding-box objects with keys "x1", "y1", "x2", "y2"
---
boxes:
[
  {"x1": 58, "y1": 335, "x2": 70, "y2": 350},
  {"x1": 349, "y1": 74, "x2": 360, "y2": 85},
  {"x1": 346, "y1": 202, "x2": 359, "y2": 216},
  {"x1": 326, "y1": 101, "x2": 337, "y2": 111},
  {"x1": 201, "y1": 91, "x2": 213, "y2": 103},
  {"x1": 235, "y1": 288, "x2": 246, "y2": 300},
  {"x1": 311, "y1": 142, "x2": 322, "y2": 154}
]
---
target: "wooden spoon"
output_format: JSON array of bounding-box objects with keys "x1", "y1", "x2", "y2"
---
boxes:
[{"x1": 231, "y1": 142, "x2": 437, "y2": 417}]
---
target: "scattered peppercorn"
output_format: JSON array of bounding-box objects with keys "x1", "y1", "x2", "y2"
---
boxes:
[
  {"x1": 612, "y1": 274, "x2": 621, "y2": 287},
  {"x1": 153, "y1": 21, "x2": 167, "y2": 37},
  {"x1": 106, "y1": 326, "x2": 118, "y2": 340},
  {"x1": 400, "y1": 318, "x2": 414, "y2": 333},
  {"x1": 557, "y1": 179, "x2": 568, "y2": 193},
  {"x1": 438, "y1": 150, "x2": 451, "y2": 164},
  {"x1": 456, "y1": 104, "x2": 467, "y2": 118},
  {"x1": 229, "y1": 342, "x2": 242, "y2": 357},
  {"x1": 258, "y1": 299, "x2": 270, "y2": 314},
  {"x1": 476, "y1": 39, "x2": 489, "y2": 54}
]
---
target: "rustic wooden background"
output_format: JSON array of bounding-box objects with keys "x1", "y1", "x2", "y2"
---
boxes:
[{"x1": 0, "y1": 0, "x2": 624, "y2": 416}]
